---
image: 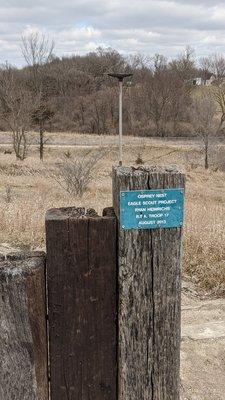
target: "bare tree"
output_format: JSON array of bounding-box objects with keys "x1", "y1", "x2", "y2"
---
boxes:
[
  {"x1": 21, "y1": 31, "x2": 55, "y2": 160},
  {"x1": 143, "y1": 70, "x2": 170, "y2": 136},
  {"x1": 151, "y1": 53, "x2": 167, "y2": 72},
  {"x1": 200, "y1": 53, "x2": 225, "y2": 84},
  {"x1": 21, "y1": 32, "x2": 54, "y2": 91},
  {"x1": 169, "y1": 46, "x2": 197, "y2": 81},
  {"x1": 213, "y1": 86, "x2": 225, "y2": 133},
  {"x1": 0, "y1": 64, "x2": 36, "y2": 160},
  {"x1": 142, "y1": 66, "x2": 189, "y2": 137},
  {"x1": 200, "y1": 55, "x2": 225, "y2": 132},
  {"x1": 199, "y1": 57, "x2": 213, "y2": 84},
  {"x1": 190, "y1": 92, "x2": 216, "y2": 169},
  {"x1": 127, "y1": 53, "x2": 151, "y2": 70},
  {"x1": 0, "y1": 46, "x2": 203, "y2": 138},
  {"x1": 32, "y1": 101, "x2": 54, "y2": 160}
]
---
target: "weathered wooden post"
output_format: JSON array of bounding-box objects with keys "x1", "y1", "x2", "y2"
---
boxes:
[
  {"x1": 45, "y1": 207, "x2": 117, "y2": 400},
  {"x1": 113, "y1": 166, "x2": 185, "y2": 400},
  {"x1": 0, "y1": 251, "x2": 48, "y2": 400}
]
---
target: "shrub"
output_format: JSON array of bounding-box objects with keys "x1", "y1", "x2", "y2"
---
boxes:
[{"x1": 54, "y1": 148, "x2": 106, "y2": 197}]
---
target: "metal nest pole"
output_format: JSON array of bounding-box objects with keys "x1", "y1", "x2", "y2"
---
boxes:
[{"x1": 108, "y1": 73, "x2": 133, "y2": 166}]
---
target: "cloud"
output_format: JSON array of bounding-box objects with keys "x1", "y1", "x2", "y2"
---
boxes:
[{"x1": 0, "y1": 0, "x2": 225, "y2": 66}]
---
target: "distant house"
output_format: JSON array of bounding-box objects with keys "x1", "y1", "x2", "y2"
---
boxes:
[
  {"x1": 205, "y1": 75, "x2": 216, "y2": 86},
  {"x1": 186, "y1": 77, "x2": 202, "y2": 86},
  {"x1": 186, "y1": 75, "x2": 215, "y2": 86},
  {"x1": 192, "y1": 77, "x2": 203, "y2": 86}
]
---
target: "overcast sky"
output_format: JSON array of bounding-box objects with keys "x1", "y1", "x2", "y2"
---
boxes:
[{"x1": 1, "y1": 0, "x2": 225, "y2": 66}]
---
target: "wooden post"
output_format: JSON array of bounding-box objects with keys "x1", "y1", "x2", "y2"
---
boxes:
[
  {"x1": 0, "y1": 251, "x2": 48, "y2": 400},
  {"x1": 45, "y1": 207, "x2": 117, "y2": 400},
  {"x1": 113, "y1": 166, "x2": 185, "y2": 400}
]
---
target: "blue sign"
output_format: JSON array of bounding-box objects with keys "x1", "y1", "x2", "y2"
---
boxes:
[{"x1": 120, "y1": 189, "x2": 184, "y2": 230}]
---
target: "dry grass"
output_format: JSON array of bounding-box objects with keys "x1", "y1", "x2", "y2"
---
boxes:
[
  {"x1": 1, "y1": 133, "x2": 225, "y2": 295},
  {"x1": 184, "y1": 200, "x2": 225, "y2": 295}
]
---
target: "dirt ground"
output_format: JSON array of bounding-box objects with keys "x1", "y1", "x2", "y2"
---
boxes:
[{"x1": 181, "y1": 281, "x2": 225, "y2": 400}]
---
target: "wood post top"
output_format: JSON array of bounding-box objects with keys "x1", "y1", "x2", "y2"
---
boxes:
[
  {"x1": 113, "y1": 165, "x2": 184, "y2": 175},
  {"x1": 46, "y1": 206, "x2": 116, "y2": 220},
  {"x1": 0, "y1": 251, "x2": 45, "y2": 276}
]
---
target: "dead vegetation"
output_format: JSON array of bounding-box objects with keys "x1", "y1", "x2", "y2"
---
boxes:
[
  {"x1": 53, "y1": 148, "x2": 107, "y2": 197},
  {"x1": 0, "y1": 133, "x2": 225, "y2": 295}
]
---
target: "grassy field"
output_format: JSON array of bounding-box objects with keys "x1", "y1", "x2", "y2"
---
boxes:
[{"x1": 1, "y1": 132, "x2": 225, "y2": 295}]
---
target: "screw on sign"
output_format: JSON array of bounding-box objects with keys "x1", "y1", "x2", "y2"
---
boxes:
[{"x1": 120, "y1": 188, "x2": 184, "y2": 230}]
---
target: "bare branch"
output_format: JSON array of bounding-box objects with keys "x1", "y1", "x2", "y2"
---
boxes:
[{"x1": 21, "y1": 32, "x2": 54, "y2": 67}]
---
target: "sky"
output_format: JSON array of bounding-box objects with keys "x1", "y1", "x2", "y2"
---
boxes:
[{"x1": 1, "y1": 0, "x2": 225, "y2": 66}]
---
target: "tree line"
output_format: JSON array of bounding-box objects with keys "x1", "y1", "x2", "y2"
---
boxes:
[{"x1": 0, "y1": 33, "x2": 225, "y2": 162}]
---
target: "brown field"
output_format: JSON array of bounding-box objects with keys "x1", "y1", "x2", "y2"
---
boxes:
[{"x1": 1, "y1": 132, "x2": 225, "y2": 295}]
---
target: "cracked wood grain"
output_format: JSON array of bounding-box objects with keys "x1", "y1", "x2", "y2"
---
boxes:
[
  {"x1": 0, "y1": 252, "x2": 48, "y2": 400},
  {"x1": 45, "y1": 207, "x2": 117, "y2": 400},
  {"x1": 113, "y1": 166, "x2": 185, "y2": 400}
]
